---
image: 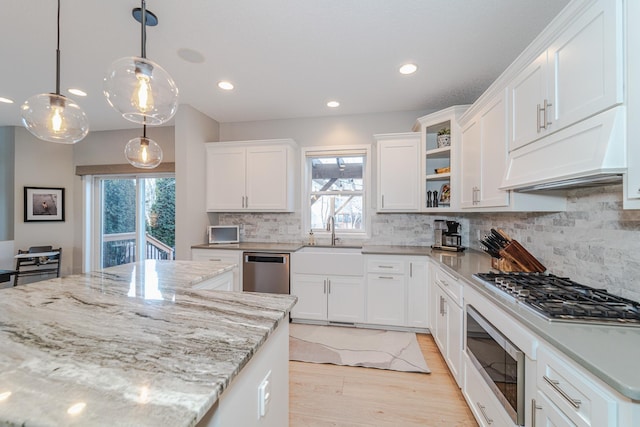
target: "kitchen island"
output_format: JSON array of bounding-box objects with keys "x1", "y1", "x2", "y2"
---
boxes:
[{"x1": 0, "y1": 260, "x2": 297, "y2": 426}]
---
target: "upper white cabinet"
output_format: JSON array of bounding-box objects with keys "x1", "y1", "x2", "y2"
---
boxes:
[
  {"x1": 375, "y1": 132, "x2": 421, "y2": 212},
  {"x1": 624, "y1": 0, "x2": 640, "y2": 208},
  {"x1": 205, "y1": 139, "x2": 297, "y2": 212},
  {"x1": 414, "y1": 106, "x2": 470, "y2": 212},
  {"x1": 461, "y1": 91, "x2": 510, "y2": 209},
  {"x1": 509, "y1": 0, "x2": 623, "y2": 151}
]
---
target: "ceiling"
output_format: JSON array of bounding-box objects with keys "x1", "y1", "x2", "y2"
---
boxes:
[{"x1": 0, "y1": 0, "x2": 570, "y2": 132}]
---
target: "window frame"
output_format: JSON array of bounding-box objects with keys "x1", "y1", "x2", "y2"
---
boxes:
[{"x1": 301, "y1": 145, "x2": 372, "y2": 241}]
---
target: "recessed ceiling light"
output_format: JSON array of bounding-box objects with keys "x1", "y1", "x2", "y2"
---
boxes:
[
  {"x1": 68, "y1": 88, "x2": 87, "y2": 97},
  {"x1": 399, "y1": 63, "x2": 418, "y2": 75},
  {"x1": 0, "y1": 97, "x2": 14, "y2": 104},
  {"x1": 218, "y1": 81, "x2": 234, "y2": 90},
  {"x1": 327, "y1": 101, "x2": 340, "y2": 108}
]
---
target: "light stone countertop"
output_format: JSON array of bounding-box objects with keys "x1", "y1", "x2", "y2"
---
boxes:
[
  {"x1": 0, "y1": 260, "x2": 297, "y2": 426},
  {"x1": 192, "y1": 242, "x2": 304, "y2": 252}
]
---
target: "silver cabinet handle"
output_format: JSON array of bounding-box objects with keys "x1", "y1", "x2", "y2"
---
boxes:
[
  {"x1": 378, "y1": 276, "x2": 395, "y2": 279},
  {"x1": 245, "y1": 195, "x2": 248, "y2": 208},
  {"x1": 379, "y1": 265, "x2": 394, "y2": 269},
  {"x1": 532, "y1": 398, "x2": 542, "y2": 426},
  {"x1": 323, "y1": 279, "x2": 327, "y2": 294},
  {"x1": 543, "y1": 376, "x2": 581, "y2": 409},
  {"x1": 381, "y1": 194, "x2": 384, "y2": 208},
  {"x1": 208, "y1": 258, "x2": 222, "y2": 261},
  {"x1": 439, "y1": 295, "x2": 445, "y2": 315},
  {"x1": 241, "y1": 196, "x2": 245, "y2": 208},
  {"x1": 477, "y1": 403, "x2": 493, "y2": 425},
  {"x1": 410, "y1": 262, "x2": 413, "y2": 277},
  {"x1": 543, "y1": 99, "x2": 552, "y2": 129},
  {"x1": 537, "y1": 103, "x2": 542, "y2": 132},
  {"x1": 328, "y1": 279, "x2": 331, "y2": 294}
]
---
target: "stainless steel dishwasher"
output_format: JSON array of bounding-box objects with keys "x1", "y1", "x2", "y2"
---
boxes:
[{"x1": 242, "y1": 252, "x2": 290, "y2": 294}]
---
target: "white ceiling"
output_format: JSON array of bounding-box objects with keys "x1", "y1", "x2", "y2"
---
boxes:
[{"x1": 0, "y1": 0, "x2": 570, "y2": 132}]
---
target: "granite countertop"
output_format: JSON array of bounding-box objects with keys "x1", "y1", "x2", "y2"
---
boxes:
[
  {"x1": 192, "y1": 242, "x2": 304, "y2": 252},
  {"x1": 0, "y1": 260, "x2": 297, "y2": 426}
]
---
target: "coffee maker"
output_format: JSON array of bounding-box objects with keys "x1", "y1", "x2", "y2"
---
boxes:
[{"x1": 432, "y1": 220, "x2": 465, "y2": 251}]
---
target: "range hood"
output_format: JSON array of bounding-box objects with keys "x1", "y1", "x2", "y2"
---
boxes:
[{"x1": 501, "y1": 107, "x2": 626, "y2": 192}]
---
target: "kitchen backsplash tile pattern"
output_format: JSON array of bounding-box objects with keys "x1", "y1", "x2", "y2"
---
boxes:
[{"x1": 219, "y1": 185, "x2": 640, "y2": 301}]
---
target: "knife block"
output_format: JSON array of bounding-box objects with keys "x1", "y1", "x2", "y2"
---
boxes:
[{"x1": 491, "y1": 238, "x2": 546, "y2": 273}]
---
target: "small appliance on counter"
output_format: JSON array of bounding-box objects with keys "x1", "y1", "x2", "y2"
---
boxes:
[
  {"x1": 432, "y1": 220, "x2": 465, "y2": 252},
  {"x1": 208, "y1": 225, "x2": 240, "y2": 244}
]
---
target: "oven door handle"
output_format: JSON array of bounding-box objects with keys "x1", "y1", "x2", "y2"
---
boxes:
[{"x1": 543, "y1": 376, "x2": 582, "y2": 409}]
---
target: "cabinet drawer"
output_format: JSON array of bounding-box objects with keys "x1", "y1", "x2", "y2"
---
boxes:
[
  {"x1": 192, "y1": 249, "x2": 240, "y2": 264},
  {"x1": 367, "y1": 259, "x2": 405, "y2": 274},
  {"x1": 537, "y1": 345, "x2": 617, "y2": 427},
  {"x1": 463, "y1": 353, "x2": 515, "y2": 427},
  {"x1": 434, "y1": 267, "x2": 462, "y2": 306}
]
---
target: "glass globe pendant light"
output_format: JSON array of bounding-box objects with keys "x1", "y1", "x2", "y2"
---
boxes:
[
  {"x1": 103, "y1": 0, "x2": 178, "y2": 125},
  {"x1": 125, "y1": 124, "x2": 163, "y2": 169},
  {"x1": 20, "y1": 0, "x2": 89, "y2": 144}
]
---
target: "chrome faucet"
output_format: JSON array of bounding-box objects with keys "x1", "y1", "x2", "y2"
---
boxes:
[{"x1": 326, "y1": 216, "x2": 336, "y2": 246}]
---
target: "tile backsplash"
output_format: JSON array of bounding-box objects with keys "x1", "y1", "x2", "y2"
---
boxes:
[{"x1": 219, "y1": 184, "x2": 640, "y2": 302}]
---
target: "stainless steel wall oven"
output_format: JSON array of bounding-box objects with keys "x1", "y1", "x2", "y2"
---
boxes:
[{"x1": 466, "y1": 305, "x2": 525, "y2": 426}]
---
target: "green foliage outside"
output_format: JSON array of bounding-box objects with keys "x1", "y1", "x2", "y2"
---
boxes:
[
  {"x1": 147, "y1": 178, "x2": 175, "y2": 249},
  {"x1": 103, "y1": 179, "x2": 136, "y2": 234}
]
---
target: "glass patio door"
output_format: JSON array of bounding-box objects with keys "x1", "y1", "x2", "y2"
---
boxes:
[{"x1": 97, "y1": 175, "x2": 175, "y2": 268}]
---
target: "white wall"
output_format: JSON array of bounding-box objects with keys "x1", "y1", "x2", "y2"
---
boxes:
[
  {"x1": 219, "y1": 110, "x2": 430, "y2": 147},
  {"x1": 175, "y1": 104, "x2": 219, "y2": 259},
  {"x1": 13, "y1": 127, "x2": 76, "y2": 276},
  {"x1": 0, "y1": 127, "x2": 15, "y2": 241}
]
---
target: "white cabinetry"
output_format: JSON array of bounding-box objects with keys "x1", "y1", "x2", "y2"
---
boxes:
[
  {"x1": 535, "y1": 343, "x2": 618, "y2": 427},
  {"x1": 375, "y1": 133, "x2": 421, "y2": 212},
  {"x1": 625, "y1": 0, "x2": 640, "y2": 207},
  {"x1": 509, "y1": 0, "x2": 623, "y2": 151},
  {"x1": 431, "y1": 265, "x2": 463, "y2": 385},
  {"x1": 205, "y1": 139, "x2": 297, "y2": 212},
  {"x1": 414, "y1": 106, "x2": 469, "y2": 212},
  {"x1": 365, "y1": 255, "x2": 428, "y2": 329},
  {"x1": 460, "y1": 91, "x2": 509, "y2": 209},
  {"x1": 191, "y1": 248, "x2": 242, "y2": 291},
  {"x1": 290, "y1": 250, "x2": 364, "y2": 324}
]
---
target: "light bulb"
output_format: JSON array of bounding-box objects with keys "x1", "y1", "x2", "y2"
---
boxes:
[
  {"x1": 141, "y1": 142, "x2": 148, "y2": 163},
  {"x1": 132, "y1": 73, "x2": 154, "y2": 113},
  {"x1": 50, "y1": 105, "x2": 64, "y2": 133}
]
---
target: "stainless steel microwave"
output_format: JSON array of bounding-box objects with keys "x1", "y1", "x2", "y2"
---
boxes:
[{"x1": 208, "y1": 225, "x2": 240, "y2": 244}]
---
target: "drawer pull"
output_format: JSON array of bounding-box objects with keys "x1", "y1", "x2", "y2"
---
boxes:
[
  {"x1": 543, "y1": 376, "x2": 581, "y2": 409},
  {"x1": 531, "y1": 398, "x2": 542, "y2": 426},
  {"x1": 378, "y1": 265, "x2": 394, "y2": 269},
  {"x1": 378, "y1": 276, "x2": 395, "y2": 280},
  {"x1": 476, "y1": 403, "x2": 493, "y2": 424}
]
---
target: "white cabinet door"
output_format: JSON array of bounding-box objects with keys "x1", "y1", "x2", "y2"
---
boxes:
[
  {"x1": 533, "y1": 391, "x2": 576, "y2": 427},
  {"x1": 510, "y1": 51, "x2": 548, "y2": 151},
  {"x1": 290, "y1": 273, "x2": 327, "y2": 321},
  {"x1": 366, "y1": 274, "x2": 405, "y2": 327},
  {"x1": 327, "y1": 275, "x2": 364, "y2": 323},
  {"x1": 377, "y1": 134, "x2": 421, "y2": 212},
  {"x1": 406, "y1": 259, "x2": 428, "y2": 328},
  {"x1": 433, "y1": 286, "x2": 447, "y2": 354},
  {"x1": 206, "y1": 146, "x2": 246, "y2": 211},
  {"x1": 434, "y1": 283, "x2": 462, "y2": 386},
  {"x1": 478, "y1": 93, "x2": 510, "y2": 208},
  {"x1": 460, "y1": 119, "x2": 481, "y2": 208},
  {"x1": 548, "y1": 0, "x2": 623, "y2": 134},
  {"x1": 246, "y1": 145, "x2": 290, "y2": 211}
]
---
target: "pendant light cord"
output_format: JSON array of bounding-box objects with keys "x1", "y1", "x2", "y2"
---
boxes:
[
  {"x1": 141, "y1": 0, "x2": 147, "y2": 58},
  {"x1": 55, "y1": 0, "x2": 61, "y2": 95}
]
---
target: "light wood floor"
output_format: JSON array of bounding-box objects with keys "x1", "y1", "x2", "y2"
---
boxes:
[{"x1": 289, "y1": 333, "x2": 478, "y2": 426}]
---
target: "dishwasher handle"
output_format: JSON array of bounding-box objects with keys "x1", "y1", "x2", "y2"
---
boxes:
[{"x1": 244, "y1": 253, "x2": 288, "y2": 264}]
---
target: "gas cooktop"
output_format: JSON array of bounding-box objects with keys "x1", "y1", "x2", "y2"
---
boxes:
[{"x1": 474, "y1": 272, "x2": 640, "y2": 326}]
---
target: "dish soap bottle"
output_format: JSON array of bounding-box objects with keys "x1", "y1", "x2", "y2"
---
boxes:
[{"x1": 308, "y1": 229, "x2": 316, "y2": 246}]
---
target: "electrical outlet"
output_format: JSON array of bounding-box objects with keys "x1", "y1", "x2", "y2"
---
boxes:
[{"x1": 258, "y1": 370, "x2": 272, "y2": 419}]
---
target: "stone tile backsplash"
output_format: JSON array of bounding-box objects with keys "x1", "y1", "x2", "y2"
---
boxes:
[{"x1": 220, "y1": 184, "x2": 640, "y2": 302}]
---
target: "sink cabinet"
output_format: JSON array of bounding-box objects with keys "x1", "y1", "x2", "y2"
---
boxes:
[{"x1": 205, "y1": 139, "x2": 297, "y2": 212}]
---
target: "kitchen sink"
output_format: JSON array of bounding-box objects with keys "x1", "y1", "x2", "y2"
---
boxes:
[{"x1": 292, "y1": 245, "x2": 363, "y2": 275}]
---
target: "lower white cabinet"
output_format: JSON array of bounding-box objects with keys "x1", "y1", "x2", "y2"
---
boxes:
[
  {"x1": 191, "y1": 249, "x2": 242, "y2": 291},
  {"x1": 432, "y1": 265, "x2": 463, "y2": 386},
  {"x1": 290, "y1": 274, "x2": 364, "y2": 323},
  {"x1": 365, "y1": 255, "x2": 429, "y2": 329}
]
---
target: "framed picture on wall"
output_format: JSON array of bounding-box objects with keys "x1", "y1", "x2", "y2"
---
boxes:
[{"x1": 24, "y1": 187, "x2": 65, "y2": 222}]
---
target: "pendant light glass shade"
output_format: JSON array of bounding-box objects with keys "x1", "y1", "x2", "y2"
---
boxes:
[
  {"x1": 125, "y1": 130, "x2": 163, "y2": 169},
  {"x1": 103, "y1": 56, "x2": 178, "y2": 125},
  {"x1": 21, "y1": 93, "x2": 89, "y2": 144},
  {"x1": 21, "y1": 0, "x2": 89, "y2": 144}
]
